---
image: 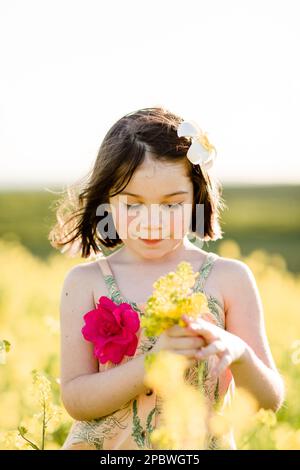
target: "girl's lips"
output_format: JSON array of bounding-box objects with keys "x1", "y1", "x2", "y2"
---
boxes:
[{"x1": 139, "y1": 238, "x2": 163, "y2": 245}]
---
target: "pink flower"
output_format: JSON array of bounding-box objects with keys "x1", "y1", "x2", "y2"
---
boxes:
[{"x1": 81, "y1": 296, "x2": 140, "y2": 365}]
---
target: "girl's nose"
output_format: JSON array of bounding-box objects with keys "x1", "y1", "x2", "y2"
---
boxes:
[{"x1": 139, "y1": 204, "x2": 164, "y2": 237}]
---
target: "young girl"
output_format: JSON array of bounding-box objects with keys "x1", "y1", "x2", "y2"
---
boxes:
[{"x1": 49, "y1": 107, "x2": 284, "y2": 450}]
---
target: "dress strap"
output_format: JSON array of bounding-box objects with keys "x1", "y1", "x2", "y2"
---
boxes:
[
  {"x1": 97, "y1": 256, "x2": 114, "y2": 278},
  {"x1": 96, "y1": 256, "x2": 144, "y2": 314},
  {"x1": 193, "y1": 252, "x2": 219, "y2": 292},
  {"x1": 97, "y1": 256, "x2": 122, "y2": 302}
]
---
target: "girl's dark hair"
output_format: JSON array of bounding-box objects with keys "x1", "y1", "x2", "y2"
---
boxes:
[{"x1": 48, "y1": 106, "x2": 226, "y2": 258}]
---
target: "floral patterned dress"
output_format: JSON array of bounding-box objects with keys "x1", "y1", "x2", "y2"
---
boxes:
[{"x1": 61, "y1": 251, "x2": 236, "y2": 450}]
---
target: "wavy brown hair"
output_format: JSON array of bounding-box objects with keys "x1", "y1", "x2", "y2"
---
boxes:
[{"x1": 48, "y1": 106, "x2": 227, "y2": 258}]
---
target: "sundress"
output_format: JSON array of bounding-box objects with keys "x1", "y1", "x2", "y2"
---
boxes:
[{"x1": 61, "y1": 251, "x2": 236, "y2": 450}]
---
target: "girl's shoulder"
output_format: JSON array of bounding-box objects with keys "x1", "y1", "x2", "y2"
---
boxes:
[
  {"x1": 63, "y1": 259, "x2": 104, "y2": 286},
  {"x1": 61, "y1": 259, "x2": 108, "y2": 306},
  {"x1": 211, "y1": 255, "x2": 257, "y2": 315},
  {"x1": 213, "y1": 255, "x2": 254, "y2": 283},
  {"x1": 211, "y1": 255, "x2": 251, "y2": 277},
  {"x1": 177, "y1": 248, "x2": 252, "y2": 285}
]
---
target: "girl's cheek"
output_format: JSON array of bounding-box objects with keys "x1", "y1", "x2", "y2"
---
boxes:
[
  {"x1": 168, "y1": 212, "x2": 179, "y2": 238},
  {"x1": 112, "y1": 206, "x2": 131, "y2": 239},
  {"x1": 169, "y1": 206, "x2": 192, "y2": 239},
  {"x1": 112, "y1": 205, "x2": 142, "y2": 239}
]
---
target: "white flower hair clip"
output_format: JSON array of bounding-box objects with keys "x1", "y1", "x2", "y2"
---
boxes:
[{"x1": 177, "y1": 120, "x2": 217, "y2": 170}]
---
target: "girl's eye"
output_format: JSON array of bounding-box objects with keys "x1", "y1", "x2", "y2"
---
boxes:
[
  {"x1": 162, "y1": 203, "x2": 183, "y2": 210},
  {"x1": 124, "y1": 203, "x2": 184, "y2": 210},
  {"x1": 124, "y1": 204, "x2": 142, "y2": 210}
]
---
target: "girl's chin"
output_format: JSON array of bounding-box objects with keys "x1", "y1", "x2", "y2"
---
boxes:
[{"x1": 137, "y1": 240, "x2": 181, "y2": 256}]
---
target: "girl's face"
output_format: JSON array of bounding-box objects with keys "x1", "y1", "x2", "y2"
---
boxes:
[{"x1": 109, "y1": 152, "x2": 194, "y2": 260}]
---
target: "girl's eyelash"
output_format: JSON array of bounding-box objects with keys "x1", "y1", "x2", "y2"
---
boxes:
[{"x1": 124, "y1": 203, "x2": 184, "y2": 209}]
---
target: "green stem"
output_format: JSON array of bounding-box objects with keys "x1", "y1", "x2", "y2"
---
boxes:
[
  {"x1": 18, "y1": 427, "x2": 40, "y2": 450},
  {"x1": 41, "y1": 398, "x2": 46, "y2": 450}
]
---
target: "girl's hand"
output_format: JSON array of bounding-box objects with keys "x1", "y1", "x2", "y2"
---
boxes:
[
  {"x1": 182, "y1": 314, "x2": 248, "y2": 376},
  {"x1": 151, "y1": 324, "x2": 206, "y2": 369}
]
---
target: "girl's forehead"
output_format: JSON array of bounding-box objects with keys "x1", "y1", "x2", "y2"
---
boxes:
[
  {"x1": 132, "y1": 154, "x2": 190, "y2": 181},
  {"x1": 125, "y1": 158, "x2": 192, "y2": 196}
]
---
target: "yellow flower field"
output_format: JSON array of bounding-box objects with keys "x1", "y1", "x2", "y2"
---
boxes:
[{"x1": 0, "y1": 238, "x2": 299, "y2": 449}]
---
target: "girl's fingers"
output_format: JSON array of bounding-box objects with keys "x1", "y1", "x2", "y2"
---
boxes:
[
  {"x1": 183, "y1": 317, "x2": 217, "y2": 342},
  {"x1": 195, "y1": 340, "x2": 226, "y2": 359},
  {"x1": 175, "y1": 349, "x2": 199, "y2": 359},
  {"x1": 169, "y1": 336, "x2": 205, "y2": 350},
  {"x1": 166, "y1": 324, "x2": 187, "y2": 337},
  {"x1": 167, "y1": 324, "x2": 201, "y2": 338},
  {"x1": 213, "y1": 353, "x2": 232, "y2": 376}
]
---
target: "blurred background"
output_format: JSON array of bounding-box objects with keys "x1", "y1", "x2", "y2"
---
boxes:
[{"x1": 0, "y1": 0, "x2": 299, "y2": 449}]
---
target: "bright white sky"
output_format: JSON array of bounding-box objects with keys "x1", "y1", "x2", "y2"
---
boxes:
[{"x1": 0, "y1": 0, "x2": 299, "y2": 189}]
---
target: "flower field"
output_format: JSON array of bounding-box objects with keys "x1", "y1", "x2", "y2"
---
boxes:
[{"x1": 0, "y1": 237, "x2": 300, "y2": 449}]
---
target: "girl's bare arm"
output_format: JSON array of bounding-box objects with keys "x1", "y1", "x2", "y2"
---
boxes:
[
  {"x1": 59, "y1": 264, "x2": 149, "y2": 421},
  {"x1": 222, "y1": 259, "x2": 285, "y2": 411}
]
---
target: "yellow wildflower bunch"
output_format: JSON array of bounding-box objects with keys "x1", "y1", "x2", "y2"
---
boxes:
[{"x1": 141, "y1": 261, "x2": 208, "y2": 337}]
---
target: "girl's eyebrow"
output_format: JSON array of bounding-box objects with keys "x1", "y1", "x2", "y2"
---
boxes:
[{"x1": 120, "y1": 191, "x2": 189, "y2": 197}]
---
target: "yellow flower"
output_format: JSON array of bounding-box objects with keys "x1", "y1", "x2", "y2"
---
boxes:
[
  {"x1": 141, "y1": 261, "x2": 208, "y2": 337},
  {"x1": 254, "y1": 408, "x2": 277, "y2": 427}
]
